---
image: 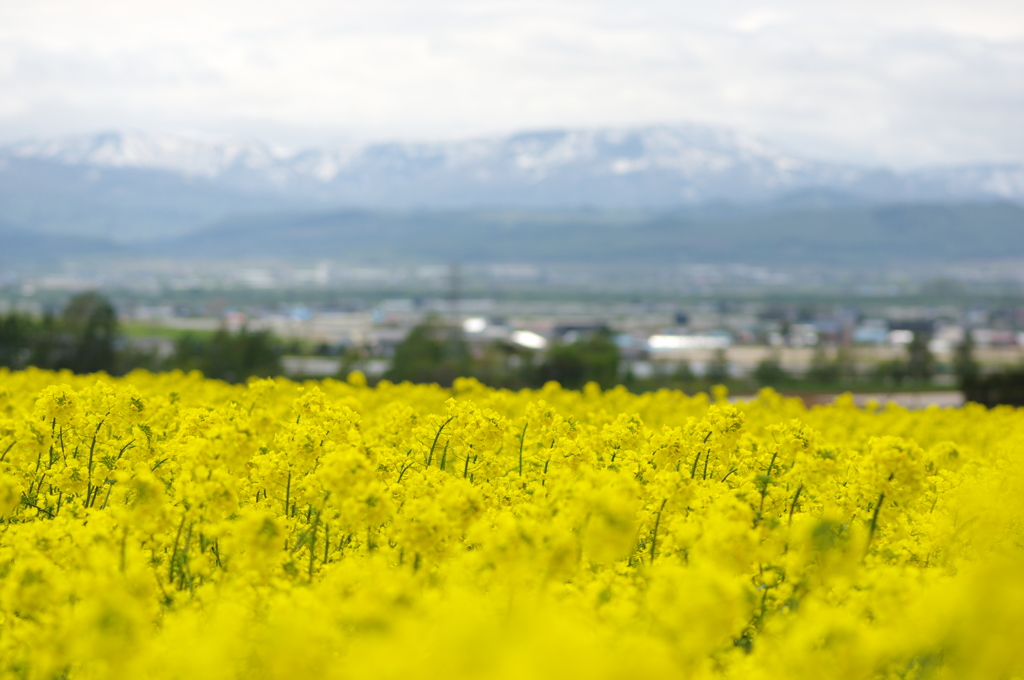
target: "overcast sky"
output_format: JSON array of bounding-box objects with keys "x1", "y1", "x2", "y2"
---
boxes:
[{"x1": 1, "y1": 0, "x2": 1022, "y2": 167}]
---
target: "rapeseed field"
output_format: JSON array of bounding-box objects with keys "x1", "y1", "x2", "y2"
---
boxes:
[{"x1": 0, "y1": 368, "x2": 1021, "y2": 679}]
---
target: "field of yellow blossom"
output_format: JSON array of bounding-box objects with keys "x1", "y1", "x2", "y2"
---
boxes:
[{"x1": 0, "y1": 367, "x2": 1022, "y2": 679}]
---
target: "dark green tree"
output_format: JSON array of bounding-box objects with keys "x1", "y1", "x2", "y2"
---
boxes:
[
  {"x1": 334, "y1": 344, "x2": 373, "y2": 382},
  {"x1": 0, "y1": 312, "x2": 34, "y2": 369},
  {"x1": 704, "y1": 348, "x2": 730, "y2": 384},
  {"x1": 961, "y1": 368, "x2": 1024, "y2": 407},
  {"x1": 954, "y1": 332, "x2": 980, "y2": 385},
  {"x1": 673, "y1": 361, "x2": 697, "y2": 384},
  {"x1": 538, "y1": 329, "x2": 620, "y2": 390},
  {"x1": 806, "y1": 346, "x2": 840, "y2": 384},
  {"x1": 170, "y1": 327, "x2": 283, "y2": 383},
  {"x1": 385, "y1": 319, "x2": 470, "y2": 386},
  {"x1": 26, "y1": 312, "x2": 64, "y2": 370},
  {"x1": 469, "y1": 340, "x2": 536, "y2": 390},
  {"x1": 59, "y1": 292, "x2": 119, "y2": 374},
  {"x1": 753, "y1": 355, "x2": 789, "y2": 387},
  {"x1": 873, "y1": 359, "x2": 908, "y2": 387},
  {"x1": 906, "y1": 331, "x2": 934, "y2": 383}
]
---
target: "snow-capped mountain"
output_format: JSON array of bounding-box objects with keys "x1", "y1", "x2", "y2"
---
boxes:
[
  {"x1": 4, "y1": 125, "x2": 844, "y2": 196},
  {"x1": 6, "y1": 130, "x2": 287, "y2": 178},
  {"x1": 1, "y1": 124, "x2": 1022, "y2": 242},
  {"x1": 898, "y1": 164, "x2": 1024, "y2": 203},
  {"x1": 5, "y1": 125, "x2": 1023, "y2": 204},
  {"x1": 296, "y1": 126, "x2": 872, "y2": 206}
]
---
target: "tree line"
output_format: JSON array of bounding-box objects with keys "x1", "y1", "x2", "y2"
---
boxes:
[
  {"x1": 3, "y1": 293, "x2": 1023, "y2": 406},
  {"x1": 378, "y1": 317, "x2": 620, "y2": 390},
  {"x1": 0, "y1": 293, "x2": 283, "y2": 382},
  {"x1": 0, "y1": 295, "x2": 624, "y2": 389}
]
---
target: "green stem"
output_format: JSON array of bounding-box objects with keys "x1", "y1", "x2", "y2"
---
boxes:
[
  {"x1": 426, "y1": 416, "x2": 455, "y2": 467},
  {"x1": 323, "y1": 523, "x2": 331, "y2": 564},
  {"x1": 788, "y1": 484, "x2": 804, "y2": 525},
  {"x1": 518, "y1": 422, "x2": 528, "y2": 477},
  {"x1": 866, "y1": 492, "x2": 885, "y2": 554},
  {"x1": 99, "y1": 482, "x2": 115, "y2": 510},
  {"x1": 169, "y1": 514, "x2": 187, "y2": 584},
  {"x1": 284, "y1": 470, "x2": 292, "y2": 516},
  {"x1": 85, "y1": 419, "x2": 105, "y2": 505},
  {"x1": 649, "y1": 499, "x2": 668, "y2": 563},
  {"x1": 308, "y1": 510, "x2": 320, "y2": 580},
  {"x1": 120, "y1": 527, "x2": 128, "y2": 572},
  {"x1": 398, "y1": 459, "x2": 415, "y2": 483},
  {"x1": 21, "y1": 499, "x2": 54, "y2": 518}
]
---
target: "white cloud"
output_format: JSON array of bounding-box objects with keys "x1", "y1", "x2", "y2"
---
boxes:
[{"x1": 0, "y1": 0, "x2": 1021, "y2": 165}]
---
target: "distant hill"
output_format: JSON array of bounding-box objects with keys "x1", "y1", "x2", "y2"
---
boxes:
[
  {"x1": 0, "y1": 155, "x2": 300, "y2": 242},
  {"x1": 2, "y1": 126, "x2": 1023, "y2": 244},
  {"x1": 147, "y1": 202, "x2": 1024, "y2": 267},
  {"x1": 0, "y1": 220, "x2": 118, "y2": 265}
]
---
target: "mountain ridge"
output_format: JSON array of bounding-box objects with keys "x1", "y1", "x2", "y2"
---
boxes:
[
  {"x1": 1, "y1": 124, "x2": 1023, "y2": 246},
  {"x1": 144, "y1": 201, "x2": 1024, "y2": 268},
  {"x1": 5, "y1": 124, "x2": 1023, "y2": 201}
]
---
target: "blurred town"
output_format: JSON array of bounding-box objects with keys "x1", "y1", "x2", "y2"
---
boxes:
[{"x1": 3, "y1": 259, "x2": 1024, "y2": 407}]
